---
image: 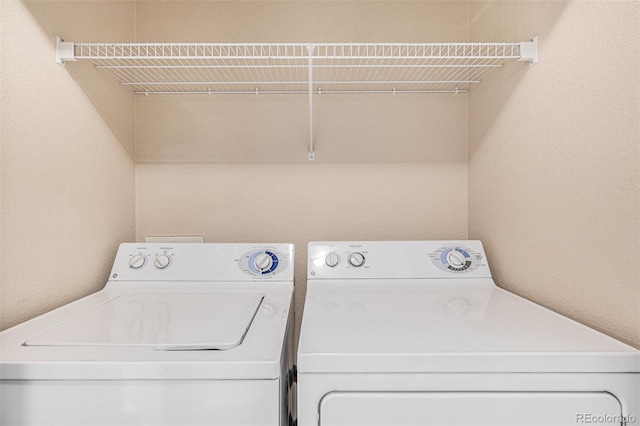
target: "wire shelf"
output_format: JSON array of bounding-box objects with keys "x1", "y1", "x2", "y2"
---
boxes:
[
  {"x1": 58, "y1": 40, "x2": 537, "y2": 95},
  {"x1": 56, "y1": 38, "x2": 537, "y2": 159}
]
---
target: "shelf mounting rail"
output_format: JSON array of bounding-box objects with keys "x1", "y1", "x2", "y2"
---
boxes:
[{"x1": 56, "y1": 37, "x2": 538, "y2": 160}]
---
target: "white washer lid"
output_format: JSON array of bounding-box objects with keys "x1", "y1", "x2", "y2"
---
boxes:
[{"x1": 25, "y1": 293, "x2": 263, "y2": 351}]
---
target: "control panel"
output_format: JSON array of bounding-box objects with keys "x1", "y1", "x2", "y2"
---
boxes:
[
  {"x1": 308, "y1": 241, "x2": 491, "y2": 280},
  {"x1": 110, "y1": 243, "x2": 294, "y2": 282}
]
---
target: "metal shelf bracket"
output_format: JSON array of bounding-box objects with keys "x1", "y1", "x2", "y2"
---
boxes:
[
  {"x1": 56, "y1": 36, "x2": 76, "y2": 67},
  {"x1": 307, "y1": 43, "x2": 316, "y2": 161},
  {"x1": 519, "y1": 36, "x2": 538, "y2": 65}
]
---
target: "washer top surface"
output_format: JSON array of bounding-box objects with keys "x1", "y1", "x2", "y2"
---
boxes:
[
  {"x1": 298, "y1": 241, "x2": 640, "y2": 374},
  {"x1": 0, "y1": 243, "x2": 295, "y2": 381},
  {"x1": 24, "y1": 292, "x2": 264, "y2": 350}
]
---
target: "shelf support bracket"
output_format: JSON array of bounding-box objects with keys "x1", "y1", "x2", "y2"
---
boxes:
[
  {"x1": 307, "y1": 43, "x2": 316, "y2": 161},
  {"x1": 518, "y1": 36, "x2": 538, "y2": 65},
  {"x1": 56, "y1": 36, "x2": 77, "y2": 67}
]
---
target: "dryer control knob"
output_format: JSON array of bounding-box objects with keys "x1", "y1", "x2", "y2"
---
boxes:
[
  {"x1": 254, "y1": 252, "x2": 274, "y2": 272},
  {"x1": 447, "y1": 250, "x2": 466, "y2": 268},
  {"x1": 154, "y1": 254, "x2": 171, "y2": 269},
  {"x1": 325, "y1": 252, "x2": 340, "y2": 268},
  {"x1": 348, "y1": 252, "x2": 365, "y2": 267},
  {"x1": 129, "y1": 254, "x2": 146, "y2": 269}
]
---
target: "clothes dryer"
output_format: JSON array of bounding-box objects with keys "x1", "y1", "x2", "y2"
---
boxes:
[{"x1": 298, "y1": 241, "x2": 639, "y2": 426}]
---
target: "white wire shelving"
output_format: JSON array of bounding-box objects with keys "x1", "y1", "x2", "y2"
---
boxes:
[{"x1": 56, "y1": 37, "x2": 538, "y2": 160}]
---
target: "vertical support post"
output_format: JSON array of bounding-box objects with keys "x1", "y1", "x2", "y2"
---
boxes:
[{"x1": 306, "y1": 44, "x2": 316, "y2": 161}]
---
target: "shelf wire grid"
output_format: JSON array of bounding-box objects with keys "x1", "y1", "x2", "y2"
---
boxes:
[{"x1": 74, "y1": 42, "x2": 522, "y2": 95}]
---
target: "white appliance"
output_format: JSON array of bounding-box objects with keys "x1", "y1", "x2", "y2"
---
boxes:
[
  {"x1": 298, "y1": 241, "x2": 640, "y2": 426},
  {"x1": 1, "y1": 243, "x2": 295, "y2": 426}
]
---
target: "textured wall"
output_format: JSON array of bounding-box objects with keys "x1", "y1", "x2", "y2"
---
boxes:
[
  {"x1": 0, "y1": 1, "x2": 136, "y2": 330},
  {"x1": 5, "y1": 0, "x2": 636, "y2": 353},
  {"x1": 136, "y1": 163, "x2": 468, "y2": 344},
  {"x1": 468, "y1": 1, "x2": 640, "y2": 347},
  {"x1": 134, "y1": 1, "x2": 471, "y2": 342},
  {"x1": 136, "y1": 94, "x2": 467, "y2": 163},
  {"x1": 135, "y1": 1, "x2": 469, "y2": 163}
]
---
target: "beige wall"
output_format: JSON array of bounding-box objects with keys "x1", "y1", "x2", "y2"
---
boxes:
[
  {"x1": 469, "y1": 1, "x2": 640, "y2": 347},
  {"x1": 3, "y1": 0, "x2": 637, "y2": 353},
  {"x1": 137, "y1": 94, "x2": 468, "y2": 163},
  {"x1": 0, "y1": 1, "x2": 136, "y2": 330},
  {"x1": 136, "y1": 163, "x2": 468, "y2": 343},
  {"x1": 135, "y1": 1, "x2": 469, "y2": 163},
  {"x1": 135, "y1": 1, "x2": 469, "y2": 43},
  {"x1": 134, "y1": 1, "x2": 470, "y2": 339}
]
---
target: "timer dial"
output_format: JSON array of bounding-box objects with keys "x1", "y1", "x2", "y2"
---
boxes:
[
  {"x1": 254, "y1": 252, "x2": 274, "y2": 272},
  {"x1": 441, "y1": 247, "x2": 473, "y2": 271},
  {"x1": 241, "y1": 249, "x2": 282, "y2": 276},
  {"x1": 431, "y1": 245, "x2": 481, "y2": 273},
  {"x1": 446, "y1": 250, "x2": 467, "y2": 268}
]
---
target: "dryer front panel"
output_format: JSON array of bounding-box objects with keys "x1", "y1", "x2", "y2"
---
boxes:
[{"x1": 319, "y1": 392, "x2": 622, "y2": 426}]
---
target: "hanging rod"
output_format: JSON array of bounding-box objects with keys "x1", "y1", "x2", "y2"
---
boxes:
[
  {"x1": 122, "y1": 80, "x2": 481, "y2": 86},
  {"x1": 97, "y1": 64, "x2": 504, "y2": 70},
  {"x1": 134, "y1": 89, "x2": 469, "y2": 95}
]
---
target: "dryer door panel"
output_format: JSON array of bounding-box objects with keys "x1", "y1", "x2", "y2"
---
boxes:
[{"x1": 320, "y1": 392, "x2": 622, "y2": 426}]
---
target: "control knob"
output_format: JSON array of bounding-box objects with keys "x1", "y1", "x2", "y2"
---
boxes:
[
  {"x1": 325, "y1": 252, "x2": 340, "y2": 268},
  {"x1": 348, "y1": 252, "x2": 365, "y2": 267},
  {"x1": 254, "y1": 252, "x2": 274, "y2": 272},
  {"x1": 447, "y1": 250, "x2": 467, "y2": 268},
  {"x1": 154, "y1": 254, "x2": 171, "y2": 269},
  {"x1": 129, "y1": 254, "x2": 146, "y2": 269}
]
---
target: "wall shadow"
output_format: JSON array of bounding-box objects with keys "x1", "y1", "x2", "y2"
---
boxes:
[
  {"x1": 23, "y1": 0, "x2": 136, "y2": 159},
  {"x1": 468, "y1": 0, "x2": 569, "y2": 159}
]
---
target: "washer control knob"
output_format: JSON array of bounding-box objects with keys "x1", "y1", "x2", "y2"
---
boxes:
[
  {"x1": 129, "y1": 254, "x2": 146, "y2": 269},
  {"x1": 254, "y1": 252, "x2": 274, "y2": 272},
  {"x1": 325, "y1": 252, "x2": 340, "y2": 268},
  {"x1": 447, "y1": 250, "x2": 466, "y2": 268},
  {"x1": 154, "y1": 254, "x2": 171, "y2": 269},
  {"x1": 348, "y1": 252, "x2": 365, "y2": 267}
]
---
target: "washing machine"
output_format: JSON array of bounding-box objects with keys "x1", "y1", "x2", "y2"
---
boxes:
[
  {"x1": 1, "y1": 243, "x2": 295, "y2": 426},
  {"x1": 298, "y1": 241, "x2": 639, "y2": 426}
]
